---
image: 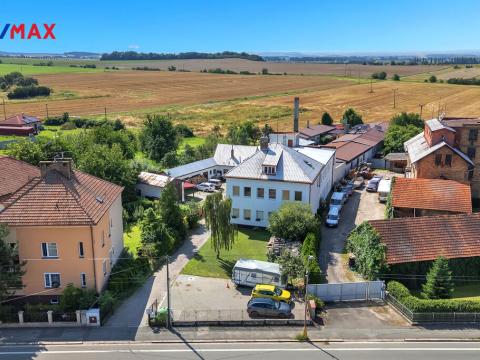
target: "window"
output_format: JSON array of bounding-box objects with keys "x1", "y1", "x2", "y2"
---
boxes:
[
  {"x1": 102, "y1": 260, "x2": 107, "y2": 277},
  {"x1": 256, "y1": 210, "x2": 264, "y2": 221},
  {"x1": 232, "y1": 186, "x2": 240, "y2": 196},
  {"x1": 244, "y1": 187, "x2": 251, "y2": 197},
  {"x1": 469, "y1": 129, "x2": 478, "y2": 141},
  {"x1": 80, "y1": 273, "x2": 87, "y2": 288},
  {"x1": 294, "y1": 191, "x2": 302, "y2": 201},
  {"x1": 41, "y1": 243, "x2": 58, "y2": 258},
  {"x1": 435, "y1": 154, "x2": 442, "y2": 166},
  {"x1": 244, "y1": 209, "x2": 251, "y2": 221},
  {"x1": 468, "y1": 147, "x2": 476, "y2": 159},
  {"x1": 269, "y1": 189, "x2": 276, "y2": 199},
  {"x1": 101, "y1": 231, "x2": 105, "y2": 247},
  {"x1": 263, "y1": 166, "x2": 276, "y2": 175},
  {"x1": 231, "y1": 208, "x2": 239, "y2": 219},
  {"x1": 445, "y1": 154, "x2": 452, "y2": 167},
  {"x1": 257, "y1": 187, "x2": 264, "y2": 198},
  {"x1": 282, "y1": 190, "x2": 290, "y2": 201},
  {"x1": 78, "y1": 242, "x2": 84, "y2": 258},
  {"x1": 44, "y1": 273, "x2": 61, "y2": 288}
]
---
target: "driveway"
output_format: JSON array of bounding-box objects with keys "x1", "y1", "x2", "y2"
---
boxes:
[
  {"x1": 319, "y1": 187, "x2": 386, "y2": 283},
  {"x1": 105, "y1": 221, "x2": 210, "y2": 328}
]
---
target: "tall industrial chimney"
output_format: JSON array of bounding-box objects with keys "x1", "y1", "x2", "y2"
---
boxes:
[{"x1": 293, "y1": 97, "x2": 299, "y2": 133}]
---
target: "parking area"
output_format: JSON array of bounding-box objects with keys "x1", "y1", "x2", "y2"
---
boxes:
[{"x1": 168, "y1": 275, "x2": 304, "y2": 321}]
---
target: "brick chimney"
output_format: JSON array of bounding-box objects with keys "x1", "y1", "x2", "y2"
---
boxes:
[
  {"x1": 39, "y1": 159, "x2": 74, "y2": 179},
  {"x1": 293, "y1": 97, "x2": 299, "y2": 132},
  {"x1": 259, "y1": 136, "x2": 269, "y2": 150}
]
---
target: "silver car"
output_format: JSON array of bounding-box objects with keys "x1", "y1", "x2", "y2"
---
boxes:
[{"x1": 247, "y1": 297, "x2": 292, "y2": 318}]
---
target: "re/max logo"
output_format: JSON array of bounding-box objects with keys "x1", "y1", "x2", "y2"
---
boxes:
[{"x1": 0, "y1": 24, "x2": 56, "y2": 40}]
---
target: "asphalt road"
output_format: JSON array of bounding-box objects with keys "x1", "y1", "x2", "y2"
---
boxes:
[{"x1": 1, "y1": 342, "x2": 480, "y2": 360}]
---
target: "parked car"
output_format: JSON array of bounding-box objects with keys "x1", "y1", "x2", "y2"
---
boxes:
[
  {"x1": 251, "y1": 284, "x2": 292, "y2": 303},
  {"x1": 366, "y1": 175, "x2": 383, "y2": 192},
  {"x1": 196, "y1": 182, "x2": 216, "y2": 192},
  {"x1": 325, "y1": 206, "x2": 341, "y2": 227},
  {"x1": 341, "y1": 183, "x2": 353, "y2": 198},
  {"x1": 330, "y1": 191, "x2": 346, "y2": 209},
  {"x1": 353, "y1": 176, "x2": 364, "y2": 189},
  {"x1": 208, "y1": 178, "x2": 222, "y2": 188},
  {"x1": 247, "y1": 297, "x2": 292, "y2": 318}
]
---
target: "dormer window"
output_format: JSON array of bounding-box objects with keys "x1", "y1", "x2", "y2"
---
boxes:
[{"x1": 263, "y1": 166, "x2": 276, "y2": 175}]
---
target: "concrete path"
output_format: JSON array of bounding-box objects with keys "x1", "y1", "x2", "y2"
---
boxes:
[
  {"x1": 319, "y1": 187, "x2": 385, "y2": 283},
  {"x1": 105, "y1": 221, "x2": 210, "y2": 329}
]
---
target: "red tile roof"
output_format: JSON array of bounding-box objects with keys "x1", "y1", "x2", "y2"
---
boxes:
[
  {"x1": 0, "y1": 159, "x2": 123, "y2": 226},
  {"x1": 392, "y1": 178, "x2": 472, "y2": 214},
  {"x1": 0, "y1": 114, "x2": 40, "y2": 127},
  {"x1": 0, "y1": 157, "x2": 40, "y2": 202},
  {"x1": 323, "y1": 141, "x2": 371, "y2": 162},
  {"x1": 370, "y1": 213, "x2": 480, "y2": 264}
]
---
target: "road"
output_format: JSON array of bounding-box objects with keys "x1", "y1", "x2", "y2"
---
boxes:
[{"x1": 1, "y1": 342, "x2": 480, "y2": 359}]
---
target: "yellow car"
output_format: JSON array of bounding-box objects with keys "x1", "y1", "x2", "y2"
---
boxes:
[{"x1": 251, "y1": 284, "x2": 292, "y2": 303}]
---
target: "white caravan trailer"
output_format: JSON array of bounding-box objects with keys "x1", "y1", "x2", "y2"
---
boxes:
[
  {"x1": 378, "y1": 179, "x2": 392, "y2": 203},
  {"x1": 232, "y1": 258, "x2": 285, "y2": 288}
]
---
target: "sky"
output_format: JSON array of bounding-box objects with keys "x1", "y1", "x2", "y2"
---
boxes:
[{"x1": 1, "y1": 0, "x2": 480, "y2": 55}]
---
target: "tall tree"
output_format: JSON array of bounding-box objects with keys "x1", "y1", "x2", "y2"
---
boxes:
[
  {"x1": 0, "y1": 225, "x2": 25, "y2": 302},
  {"x1": 321, "y1": 112, "x2": 333, "y2": 126},
  {"x1": 422, "y1": 256, "x2": 454, "y2": 299},
  {"x1": 157, "y1": 182, "x2": 186, "y2": 241},
  {"x1": 390, "y1": 112, "x2": 424, "y2": 127},
  {"x1": 342, "y1": 108, "x2": 363, "y2": 127},
  {"x1": 383, "y1": 124, "x2": 423, "y2": 154},
  {"x1": 227, "y1": 121, "x2": 261, "y2": 145},
  {"x1": 139, "y1": 114, "x2": 178, "y2": 162},
  {"x1": 204, "y1": 192, "x2": 238, "y2": 258}
]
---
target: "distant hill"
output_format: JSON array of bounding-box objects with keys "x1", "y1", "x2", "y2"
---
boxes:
[
  {"x1": 100, "y1": 51, "x2": 264, "y2": 62},
  {"x1": 0, "y1": 51, "x2": 100, "y2": 59}
]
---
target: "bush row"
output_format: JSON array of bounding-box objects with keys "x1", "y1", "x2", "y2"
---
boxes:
[
  {"x1": 387, "y1": 281, "x2": 480, "y2": 313},
  {"x1": 7, "y1": 85, "x2": 51, "y2": 99},
  {"x1": 301, "y1": 231, "x2": 323, "y2": 283}
]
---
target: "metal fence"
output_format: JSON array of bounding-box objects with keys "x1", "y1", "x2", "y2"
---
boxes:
[
  {"x1": 52, "y1": 311, "x2": 77, "y2": 322},
  {"x1": 386, "y1": 293, "x2": 480, "y2": 323},
  {"x1": 23, "y1": 311, "x2": 48, "y2": 323},
  {"x1": 308, "y1": 281, "x2": 385, "y2": 302}
]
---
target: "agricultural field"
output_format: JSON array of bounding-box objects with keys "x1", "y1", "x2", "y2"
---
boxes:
[{"x1": 0, "y1": 63, "x2": 101, "y2": 75}]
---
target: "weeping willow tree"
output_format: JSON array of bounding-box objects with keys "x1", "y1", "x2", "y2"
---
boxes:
[{"x1": 204, "y1": 192, "x2": 238, "y2": 258}]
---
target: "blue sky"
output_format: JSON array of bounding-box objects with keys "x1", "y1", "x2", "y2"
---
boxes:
[{"x1": 1, "y1": 0, "x2": 480, "y2": 54}]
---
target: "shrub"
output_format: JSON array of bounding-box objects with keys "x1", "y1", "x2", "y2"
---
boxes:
[
  {"x1": 268, "y1": 202, "x2": 319, "y2": 242},
  {"x1": 422, "y1": 256, "x2": 454, "y2": 299},
  {"x1": 392, "y1": 74, "x2": 400, "y2": 81},
  {"x1": 7, "y1": 85, "x2": 51, "y2": 99},
  {"x1": 44, "y1": 112, "x2": 69, "y2": 126},
  {"x1": 387, "y1": 281, "x2": 480, "y2": 313},
  {"x1": 98, "y1": 291, "x2": 118, "y2": 319},
  {"x1": 175, "y1": 123, "x2": 194, "y2": 138},
  {"x1": 180, "y1": 201, "x2": 202, "y2": 229},
  {"x1": 306, "y1": 294, "x2": 325, "y2": 309},
  {"x1": 428, "y1": 75, "x2": 437, "y2": 83},
  {"x1": 371, "y1": 71, "x2": 387, "y2": 80},
  {"x1": 60, "y1": 284, "x2": 97, "y2": 312},
  {"x1": 151, "y1": 310, "x2": 168, "y2": 326}
]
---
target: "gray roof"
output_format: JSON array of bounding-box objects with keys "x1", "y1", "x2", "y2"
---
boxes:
[
  {"x1": 138, "y1": 172, "x2": 171, "y2": 187},
  {"x1": 405, "y1": 131, "x2": 474, "y2": 166},
  {"x1": 213, "y1": 144, "x2": 258, "y2": 167},
  {"x1": 426, "y1": 118, "x2": 455, "y2": 132},
  {"x1": 383, "y1": 152, "x2": 408, "y2": 161},
  {"x1": 233, "y1": 258, "x2": 280, "y2": 275},
  {"x1": 225, "y1": 143, "x2": 332, "y2": 183},
  {"x1": 166, "y1": 157, "x2": 217, "y2": 178}
]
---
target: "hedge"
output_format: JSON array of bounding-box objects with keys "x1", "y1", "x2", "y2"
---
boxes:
[
  {"x1": 302, "y1": 231, "x2": 323, "y2": 283},
  {"x1": 387, "y1": 281, "x2": 480, "y2": 313}
]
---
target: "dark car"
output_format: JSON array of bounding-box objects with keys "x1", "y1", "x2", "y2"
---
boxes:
[
  {"x1": 247, "y1": 297, "x2": 292, "y2": 318},
  {"x1": 366, "y1": 175, "x2": 383, "y2": 192}
]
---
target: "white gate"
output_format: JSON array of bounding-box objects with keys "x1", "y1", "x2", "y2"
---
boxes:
[{"x1": 308, "y1": 281, "x2": 385, "y2": 302}]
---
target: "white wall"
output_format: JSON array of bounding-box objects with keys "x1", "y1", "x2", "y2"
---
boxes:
[
  {"x1": 108, "y1": 195, "x2": 124, "y2": 264},
  {"x1": 226, "y1": 179, "x2": 310, "y2": 228},
  {"x1": 136, "y1": 183, "x2": 162, "y2": 198},
  {"x1": 334, "y1": 161, "x2": 348, "y2": 184},
  {"x1": 308, "y1": 155, "x2": 334, "y2": 212}
]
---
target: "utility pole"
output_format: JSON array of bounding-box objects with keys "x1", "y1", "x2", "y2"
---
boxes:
[
  {"x1": 419, "y1": 104, "x2": 424, "y2": 119},
  {"x1": 393, "y1": 88, "x2": 398, "y2": 108},
  {"x1": 166, "y1": 255, "x2": 171, "y2": 329},
  {"x1": 104, "y1": 107, "x2": 107, "y2": 120},
  {"x1": 2, "y1": 98, "x2": 6, "y2": 120},
  {"x1": 45, "y1": 103, "x2": 49, "y2": 118}
]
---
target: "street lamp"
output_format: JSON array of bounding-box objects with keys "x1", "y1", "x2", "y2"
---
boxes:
[{"x1": 303, "y1": 255, "x2": 315, "y2": 338}]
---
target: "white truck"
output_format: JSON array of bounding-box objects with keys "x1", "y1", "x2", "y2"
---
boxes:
[{"x1": 377, "y1": 179, "x2": 392, "y2": 203}]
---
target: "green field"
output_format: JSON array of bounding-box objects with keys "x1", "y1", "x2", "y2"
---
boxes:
[
  {"x1": 178, "y1": 136, "x2": 206, "y2": 150},
  {"x1": 182, "y1": 228, "x2": 270, "y2": 279},
  {"x1": 0, "y1": 63, "x2": 102, "y2": 75}
]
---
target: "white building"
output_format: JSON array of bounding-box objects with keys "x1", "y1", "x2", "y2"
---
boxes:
[
  {"x1": 166, "y1": 144, "x2": 258, "y2": 180},
  {"x1": 225, "y1": 138, "x2": 335, "y2": 228}
]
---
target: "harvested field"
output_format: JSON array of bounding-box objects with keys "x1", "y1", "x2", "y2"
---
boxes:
[{"x1": 1, "y1": 71, "x2": 354, "y2": 119}]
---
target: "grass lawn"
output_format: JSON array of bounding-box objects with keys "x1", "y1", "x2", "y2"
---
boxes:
[
  {"x1": 182, "y1": 228, "x2": 270, "y2": 279},
  {"x1": 0, "y1": 63, "x2": 102, "y2": 75},
  {"x1": 124, "y1": 225, "x2": 141, "y2": 258},
  {"x1": 452, "y1": 284, "x2": 480, "y2": 300},
  {"x1": 179, "y1": 136, "x2": 206, "y2": 150}
]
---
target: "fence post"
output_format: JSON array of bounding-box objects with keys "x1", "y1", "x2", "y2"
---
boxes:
[
  {"x1": 18, "y1": 311, "x2": 24, "y2": 324},
  {"x1": 47, "y1": 310, "x2": 53, "y2": 324},
  {"x1": 76, "y1": 310, "x2": 81, "y2": 324}
]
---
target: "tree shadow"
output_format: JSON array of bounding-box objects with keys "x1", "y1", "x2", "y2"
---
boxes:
[{"x1": 218, "y1": 258, "x2": 235, "y2": 277}]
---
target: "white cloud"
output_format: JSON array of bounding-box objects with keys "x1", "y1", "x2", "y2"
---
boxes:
[{"x1": 128, "y1": 44, "x2": 140, "y2": 50}]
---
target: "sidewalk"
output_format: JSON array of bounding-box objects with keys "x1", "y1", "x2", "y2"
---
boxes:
[{"x1": 105, "y1": 221, "x2": 210, "y2": 328}]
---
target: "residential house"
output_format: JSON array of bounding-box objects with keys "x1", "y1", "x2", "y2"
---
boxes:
[
  {"x1": 391, "y1": 178, "x2": 472, "y2": 217},
  {"x1": 0, "y1": 156, "x2": 124, "y2": 303},
  {"x1": 225, "y1": 137, "x2": 335, "y2": 228},
  {"x1": 404, "y1": 118, "x2": 474, "y2": 190},
  {"x1": 166, "y1": 144, "x2": 258, "y2": 181},
  {"x1": 0, "y1": 114, "x2": 41, "y2": 136}
]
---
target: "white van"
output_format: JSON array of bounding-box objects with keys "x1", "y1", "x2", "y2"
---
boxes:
[
  {"x1": 378, "y1": 179, "x2": 392, "y2": 203},
  {"x1": 232, "y1": 259, "x2": 285, "y2": 288},
  {"x1": 208, "y1": 178, "x2": 222, "y2": 188}
]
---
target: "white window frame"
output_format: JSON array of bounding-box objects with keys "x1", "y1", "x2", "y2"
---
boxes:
[
  {"x1": 80, "y1": 273, "x2": 87, "y2": 288},
  {"x1": 44, "y1": 273, "x2": 61, "y2": 288},
  {"x1": 41, "y1": 242, "x2": 58, "y2": 258}
]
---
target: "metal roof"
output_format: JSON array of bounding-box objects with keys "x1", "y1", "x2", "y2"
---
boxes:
[
  {"x1": 166, "y1": 157, "x2": 217, "y2": 178},
  {"x1": 137, "y1": 172, "x2": 171, "y2": 187},
  {"x1": 213, "y1": 144, "x2": 258, "y2": 167},
  {"x1": 426, "y1": 118, "x2": 455, "y2": 132},
  {"x1": 233, "y1": 258, "x2": 280, "y2": 274}
]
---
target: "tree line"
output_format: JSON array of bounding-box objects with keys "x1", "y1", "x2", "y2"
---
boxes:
[{"x1": 100, "y1": 51, "x2": 264, "y2": 62}]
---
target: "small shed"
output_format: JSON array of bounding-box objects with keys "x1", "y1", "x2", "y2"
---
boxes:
[
  {"x1": 136, "y1": 172, "x2": 185, "y2": 201},
  {"x1": 383, "y1": 152, "x2": 408, "y2": 172}
]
